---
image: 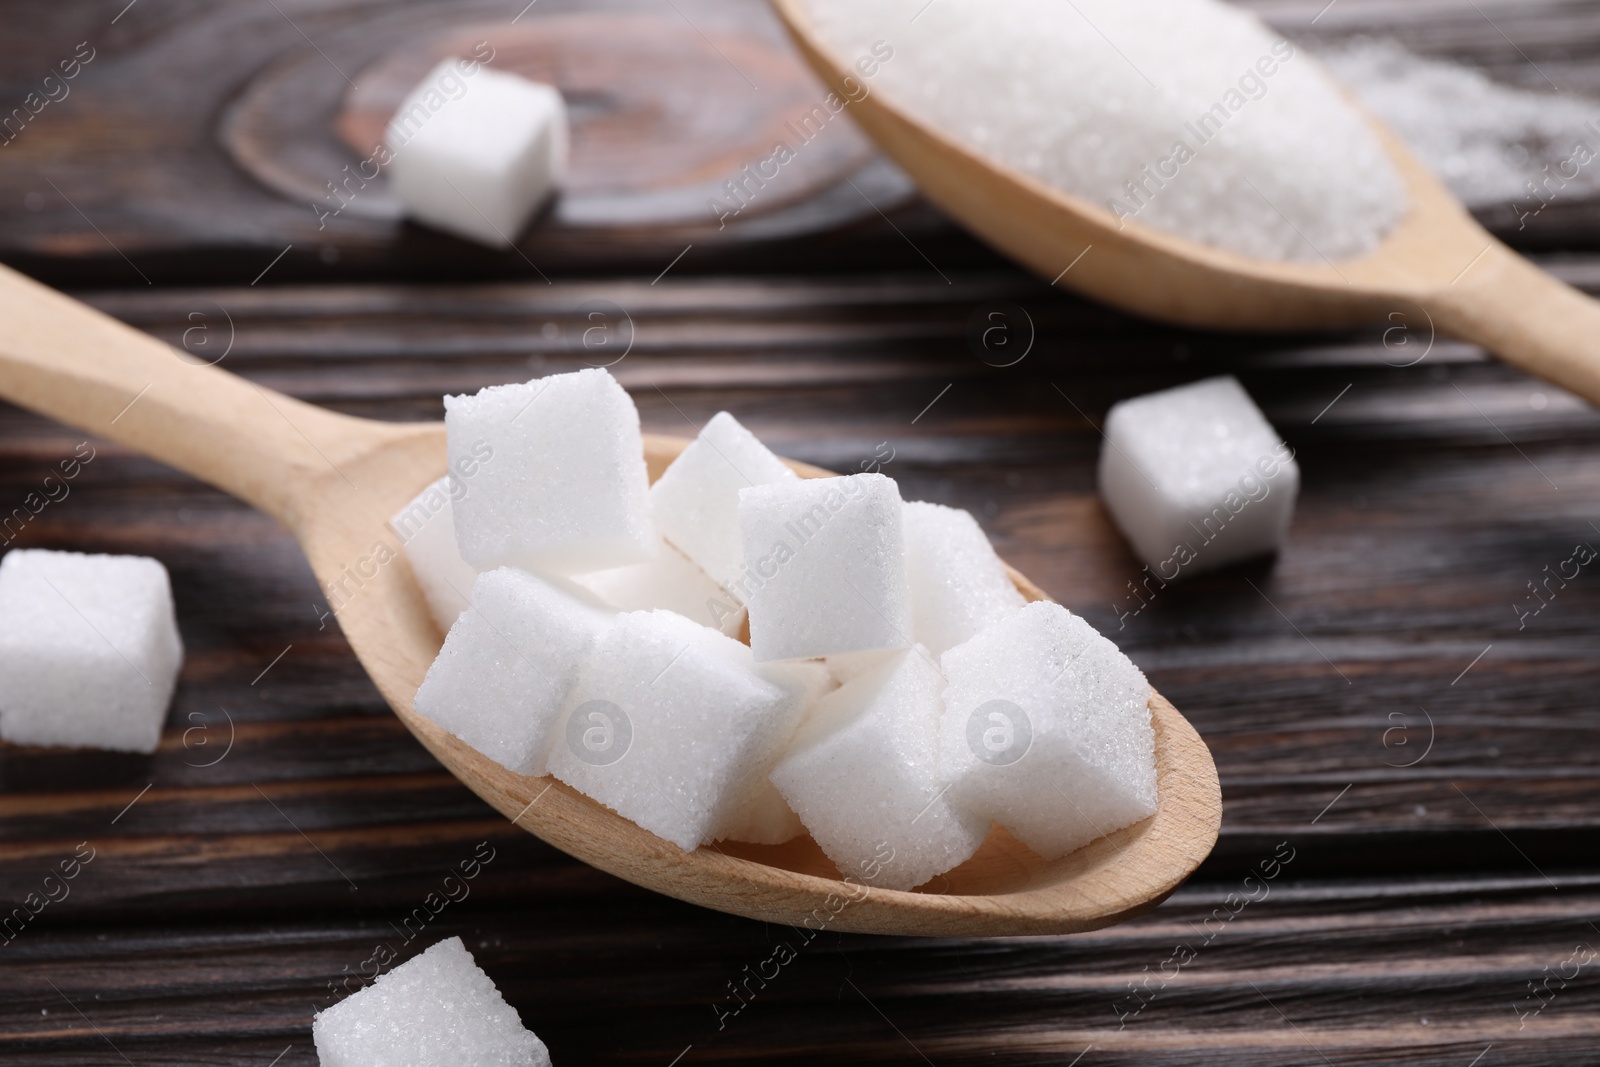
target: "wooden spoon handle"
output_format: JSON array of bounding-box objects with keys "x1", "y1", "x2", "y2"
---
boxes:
[
  {"x1": 0, "y1": 263, "x2": 404, "y2": 529},
  {"x1": 1433, "y1": 245, "x2": 1600, "y2": 406}
]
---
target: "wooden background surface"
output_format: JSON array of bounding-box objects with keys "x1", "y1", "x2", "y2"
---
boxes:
[{"x1": 2, "y1": 0, "x2": 1599, "y2": 1064}]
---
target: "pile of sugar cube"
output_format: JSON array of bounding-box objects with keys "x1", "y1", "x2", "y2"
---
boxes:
[
  {"x1": 385, "y1": 57, "x2": 568, "y2": 248},
  {"x1": 401, "y1": 367, "x2": 1159, "y2": 890},
  {"x1": 314, "y1": 936, "x2": 551, "y2": 1067},
  {"x1": 0, "y1": 548, "x2": 184, "y2": 754}
]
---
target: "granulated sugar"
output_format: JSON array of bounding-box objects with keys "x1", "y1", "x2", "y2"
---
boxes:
[
  {"x1": 803, "y1": 0, "x2": 1405, "y2": 261},
  {"x1": 1320, "y1": 37, "x2": 1600, "y2": 208}
]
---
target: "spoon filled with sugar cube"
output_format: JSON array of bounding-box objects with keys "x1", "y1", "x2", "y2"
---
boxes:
[
  {"x1": 775, "y1": 0, "x2": 1600, "y2": 406},
  {"x1": 0, "y1": 263, "x2": 1219, "y2": 936}
]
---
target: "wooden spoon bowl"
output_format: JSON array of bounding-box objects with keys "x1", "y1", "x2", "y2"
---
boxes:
[
  {"x1": 770, "y1": 0, "x2": 1600, "y2": 406},
  {"x1": 0, "y1": 265, "x2": 1220, "y2": 936}
]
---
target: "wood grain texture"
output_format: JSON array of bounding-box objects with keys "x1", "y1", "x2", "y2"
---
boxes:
[
  {"x1": 0, "y1": 267, "x2": 1596, "y2": 1062},
  {"x1": 8, "y1": 0, "x2": 1600, "y2": 285},
  {"x1": 3, "y1": 0, "x2": 1600, "y2": 1060}
]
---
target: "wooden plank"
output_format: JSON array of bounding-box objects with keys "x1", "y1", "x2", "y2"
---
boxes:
[{"x1": 1, "y1": 874, "x2": 1595, "y2": 1064}]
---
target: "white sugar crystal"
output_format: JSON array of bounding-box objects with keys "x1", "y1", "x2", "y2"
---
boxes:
[
  {"x1": 0, "y1": 549, "x2": 182, "y2": 754},
  {"x1": 391, "y1": 476, "x2": 480, "y2": 632},
  {"x1": 802, "y1": 0, "x2": 1405, "y2": 261},
  {"x1": 386, "y1": 58, "x2": 567, "y2": 247},
  {"x1": 1099, "y1": 376, "x2": 1298, "y2": 576},
  {"x1": 573, "y1": 539, "x2": 742, "y2": 636},
  {"x1": 938, "y1": 601, "x2": 1156, "y2": 860},
  {"x1": 738, "y1": 473, "x2": 910, "y2": 662},
  {"x1": 903, "y1": 501, "x2": 1025, "y2": 656},
  {"x1": 414, "y1": 567, "x2": 612, "y2": 776},
  {"x1": 312, "y1": 936, "x2": 549, "y2": 1067},
  {"x1": 773, "y1": 648, "x2": 986, "y2": 889},
  {"x1": 548, "y1": 610, "x2": 802, "y2": 850},
  {"x1": 1322, "y1": 38, "x2": 1600, "y2": 208},
  {"x1": 446, "y1": 368, "x2": 654, "y2": 575},
  {"x1": 650, "y1": 411, "x2": 798, "y2": 591}
]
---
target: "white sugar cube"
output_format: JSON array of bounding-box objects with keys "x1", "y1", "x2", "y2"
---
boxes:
[
  {"x1": 903, "y1": 501, "x2": 1025, "y2": 656},
  {"x1": 708, "y1": 656, "x2": 831, "y2": 845},
  {"x1": 773, "y1": 648, "x2": 986, "y2": 889},
  {"x1": 391, "y1": 476, "x2": 480, "y2": 632},
  {"x1": 386, "y1": 58, "x2": 567, "y2": 248},
  {"x1": 547, "y1": 610, "x2": 802, "y2": 850},
  {"x1": 1099, "y1": 376, "x2": 1299, "y2": 576},
  {"x1": 573, "y1": 539, "x2": 742, "y2": 636},
  {"x1": 313, "y1": 936, "x2": 550, "y2": 1067},
  {"x1": 446, "y1": 368, "x2": 655, "y2": 574},
  {"x1": 823, "y1": 649, "x2": 899, "y2": 686},
  {"x1": 0, "y1": 549, "x2": 183, "y2": 754},
  {"x1": 650, "y1": 411, "x2": 798, "y2": 591},
  {"x1": 738, "y1": 473, "x2": 911, "y2": 662},
  {"x1": 938, "y1": 601, "x2": 1156, "y2": 860},
  {"x1": 716, "y1": 777, "x2": 804, "y2": 845},
  {"x1": 414, "y1": 567, "x2": 612, "y2": 776}
]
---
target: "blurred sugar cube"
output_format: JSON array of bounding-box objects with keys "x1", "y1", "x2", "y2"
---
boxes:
[
  {"x1": 1098, "y1": 376, "x2": 1299, "y2": 576},
  {"x1": 715, "y1": 777, "x2": 804, "y2": 845},
  {"x1": 903, "y1": 501, "x2": 1025, "y2": 656},
  {"x1": 938, "y1": 601, "x2": 1156, "y2": 860},
  {"x1": 707, "y1": 656, "x2": 830, "y2": 845},
  {"x1": 312, "y1": 936, "x2": 550, "y2": 1067},
  {"x1": 414, "y1": 567, "x2": 612, "y2": 776},
  {"x1": 738, "y1": 472, "x2": 910, "y2": 662},
  {"x1": 547, "y1": 609, "x2": 804, "y2": 850},
  {"x1": 773, "y1": 647, "x2": 986, "y2": 889},
  {"x1": 390, "y1": 475, "x2": 480, "y2": 632},
  {"x1": 650, "y1": 411, "x2": 797, "y2": 592},
  {"x1": 445, "y1": 368, "x2": 654, "y2": 575},
  {"x1": 573, "y1": 539, "x2": 742, "y2": 636},
  {"x1": 0, "y1": 549, "x2": 182, "y2": 754},
  {"x1": 386, "y1": 58, "x2": 567, "y2": 247}
]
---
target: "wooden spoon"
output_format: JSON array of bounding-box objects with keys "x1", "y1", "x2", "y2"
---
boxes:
[
  {"x1": 772, "y1": 0, "x2": 1600, "y2": 406},
  {"x1": 0, "y1": 263, "x2": 1219, "y2": 936}
]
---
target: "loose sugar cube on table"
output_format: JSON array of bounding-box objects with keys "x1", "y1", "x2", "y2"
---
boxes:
[
  {"x1": 938, "y1": 601, "x2": 1157, "y2": 860},
  {"x1": 386, "y1": 58, "x2": 567, "y2": 247},
  {"x1": 0, "y1": 549, "x2": 183, "y2": 754},
  {"x1": 1098, "y1": 375, "x2": 1299, "y2": 576},
  {"x1": 391, "y1": 476, "x2": 480, "y2": 632},
  {"x1": 573, "y1": 539, "x2": 742, "y2": 636},
  {"x1": 446, "y1": 368, "x2": 654, "y2": 575},
  {"x1": 773, "y1": 648, "x2": 987, "y2": 890},
  {"x1": 547, "y1": 609, "x2": 803, "y2": 850},
  {"x1": 738, "y1": 472, "x2": 911, "y2": 662},
  {"x1": 414, "y1": 567, "x2": 613, "y2": 777},
  {"x1": 904, "y1": 501, "x2": 1025, "y2": 656},
  {"x1": 312, "y1": 936, "x2": 550, "y2": 1067},
  {"x1": 650, "y1": 411, "x2": 797, "y2": 591}
]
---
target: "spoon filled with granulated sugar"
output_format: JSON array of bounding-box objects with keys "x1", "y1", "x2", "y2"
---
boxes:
[
  {"x1": 0, "y1": 263, "x2": 1220, "y2": 937},
  {"x1": 776, "y1": 0, "x2": 1600, "y2": 405}
]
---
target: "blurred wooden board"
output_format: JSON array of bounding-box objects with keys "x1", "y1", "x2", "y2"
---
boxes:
[
  {"x1": 0, "y1": 266, "x2": 1597, "y2": 1063},
  {"x1": 6, "y1": 0, "x2": 1600, "y2": 287}
]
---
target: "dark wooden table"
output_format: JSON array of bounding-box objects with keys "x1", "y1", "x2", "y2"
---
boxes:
[{"x1": 2, "y1": 1, "x2": 1599, "y2": 1064}]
